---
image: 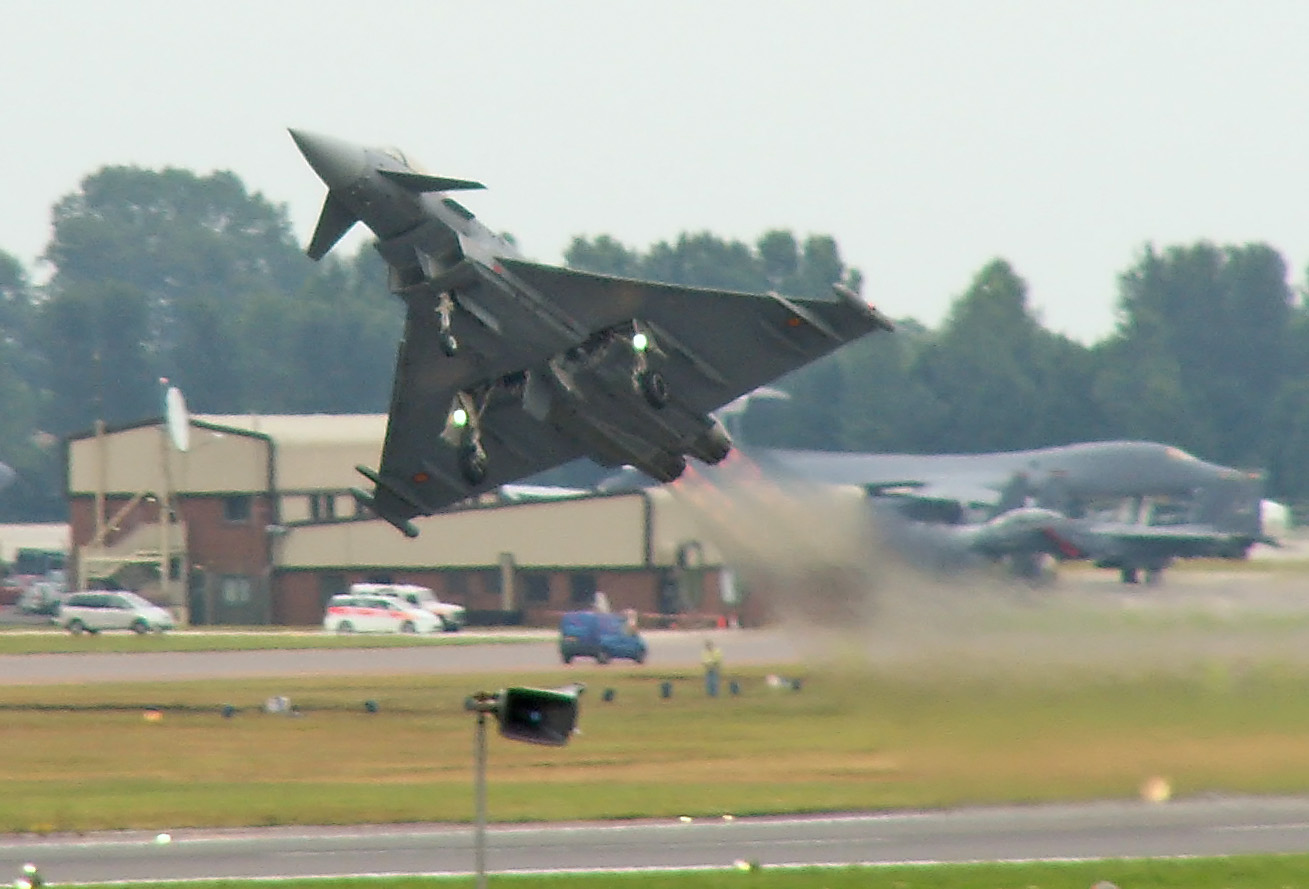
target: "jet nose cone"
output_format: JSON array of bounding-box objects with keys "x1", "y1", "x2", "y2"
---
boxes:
[{"x1": 288, "y1": 129, "x2": 368, "y2": 189}]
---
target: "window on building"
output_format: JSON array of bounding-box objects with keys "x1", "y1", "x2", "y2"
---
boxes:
[
  {"x1": 481, "y1": 569, "x2": 501, "y2": 596},
  {"x1": 569, "y1": 572, "x2": 597, "y2": 605},
  {"x1": 223, "y1": 495, "x2": 252, "y2": 523},
  {"x1": 308, "y1": 493, "x2": 338, "y2": 522},
  {"x1": 522, "y1": 574, "x2": 550, "y2": 604},
  {"x1": 446, "y1": 573, "x2": 469, "y2": 597},
  {"x1": 220, "y1": 575, "x2": 252, "y2": 605}
]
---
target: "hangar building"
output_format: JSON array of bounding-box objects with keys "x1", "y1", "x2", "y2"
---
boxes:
[{"x1": 64, "y1": 414, "x2": 749, "y2": 627}]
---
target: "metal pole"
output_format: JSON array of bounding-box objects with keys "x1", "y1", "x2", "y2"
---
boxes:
[{"x1": 474, "y1": 709, "x2": 487, "y2": 889}]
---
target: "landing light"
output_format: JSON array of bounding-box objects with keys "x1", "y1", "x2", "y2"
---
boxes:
[
  {"x1": 451, "y1": 408, "x2": 469, "y2": 428},
  {"x1": 632, "y1": 332, "x2": 649, "y2": 352}
]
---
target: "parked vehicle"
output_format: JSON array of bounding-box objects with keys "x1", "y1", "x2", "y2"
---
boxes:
[
  {"x1": 559, "y1": 610, "x2": 647, "y2": 664},
  {"x1": 323, "y1": 593, "x2": 440, "y2": 634},
  {"x1": 17, "y1": 580, "x2": 65, "y2": 616},
  {"x1": 57, "y1": 591, "x2": 174, "y2": 635},
  {"x1": 349, "y1": 583, "x2": 466, "y2": 631}
]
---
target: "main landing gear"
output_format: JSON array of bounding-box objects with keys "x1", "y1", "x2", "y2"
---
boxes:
[
  {"x1": 637, "y1": 368, "x2": 669, "y2": 409},
  {"x1": 457, "y1": 437, "x2": 488, "y2": 486},
  {"x1": 436, "y1": 291, "x2": 459, "y2": 357}
]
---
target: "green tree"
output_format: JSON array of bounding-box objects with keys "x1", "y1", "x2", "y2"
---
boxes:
[
  {"x1": 40, "y1": 166, "x2": 314, "y2": 427},
  {"x1": 564, "y1": 235, "x2": 640, "y2": 278},
  {"x1": 0, "y1": 250, "x2": 63, "y2": 520},
  {"x1": 1107, "y1": 242, "x2": 1293, "y2": 465},
  {"x1": 240, "y1": 250, "x2": 400, "y2": 413},
  {"x1": 906, "y1": 259, "x2": 1093, "y2": 453}
]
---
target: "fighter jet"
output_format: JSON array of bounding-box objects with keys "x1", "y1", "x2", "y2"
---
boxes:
[
  {"x1": 763, "y1": 440, "x2": 1271, "y2": 583},
  {"x1": 289, "y1": 130, "x2": 893, "y2": 537},
  {"x1": 601, "y1": 440, "x2": 1272, "y2": 584}
]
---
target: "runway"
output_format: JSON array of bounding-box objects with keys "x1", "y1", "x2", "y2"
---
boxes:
[
  {"x1": 5, "y1": 796, "x2": 1309, "y2": 883},
  {"x1": 0, "y1": 628, "x2": 802, "y2": 684}
]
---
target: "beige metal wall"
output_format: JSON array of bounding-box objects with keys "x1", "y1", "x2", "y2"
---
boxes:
[
  {"x1": 276, "y1": 493, "x2": 653, "y2": 570},
  {"x1": 192, "y1": 414, "x2": 386, "y2": 492},
  {"x1": 270, "y1": 441, "x2": 385, "y2": 492},
  {"x1": 645, "y1": 482, "x2": 871, "y2": 567},
  {"x1": 67, "y1": 424, "x2": 268, "y2": 496}
]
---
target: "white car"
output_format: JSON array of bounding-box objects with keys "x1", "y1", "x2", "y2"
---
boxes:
[
  {"x1": 348, "y1": 582, "x2": 466, "y2": 632},
  {"x1": 323, "y1": 593, "x2": 440, "y2": 634},
  {"x1": 57, "y1": 591, "x2": 174, "y2": 635}
]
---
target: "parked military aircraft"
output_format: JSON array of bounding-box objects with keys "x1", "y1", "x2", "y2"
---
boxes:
[
  {"x1": 289, "y1": 130, "x2": 893, "y2": 537},
  {"x1": 758, "y1": 440, "x2": 1270, "y2": 583},
  {"x1": 601, "y1": 439, "x2": 1270, "y2": 584}
]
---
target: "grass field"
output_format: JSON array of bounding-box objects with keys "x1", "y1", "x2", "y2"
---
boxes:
[{"x1": 6, "y1": 655, "x2": 1309, "y2": 833}]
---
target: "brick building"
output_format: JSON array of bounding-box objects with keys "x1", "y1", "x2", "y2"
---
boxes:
[{"x1": 65, "y1": 414, "x2": 753, "y2": 626}]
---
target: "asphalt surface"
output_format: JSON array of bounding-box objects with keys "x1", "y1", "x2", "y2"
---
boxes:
[
  {"x1": 7, "y1": 567, "x2": 1309, "y2": 882},
  {"x1": 6, "y1": 796, "x2": 1309, "y2": 883},
  {"x1": 0, "y1": 628, "x2": 801, "y2": 684}
]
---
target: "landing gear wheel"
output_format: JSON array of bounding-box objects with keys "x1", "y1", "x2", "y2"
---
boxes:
[
  {"x1": 458, "y1": 441, "x2": 489, "y2": 486},
  {"x1": 436, "y1": 291, "x2": 458, "y2": 357},
  {"x1": 637, "y1": 369, "x2": 669, "y2": 409}
]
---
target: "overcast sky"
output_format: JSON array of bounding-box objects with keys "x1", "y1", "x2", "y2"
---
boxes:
[{"x1": 5, "y1": 1, "x2": 1309, "y2": 343}]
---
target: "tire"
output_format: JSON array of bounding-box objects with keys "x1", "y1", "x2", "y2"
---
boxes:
[
  {"x1": 400, "y1": 620, "x2": 416, "y2": 634},
  {"x1": 562, "y1": 653, "x2": 573, "y2": 665},
  {"x1": 438, "y1": 331, "x2": 459, "y2": 357},
  {"x1": 596, "y1": 650, "x2": 610, "y2": 665},
  {"x1": 637, "y1": 369, "x2": 669, "y2": 409},
  {"x1": 67, "y1": 619, "x2": 85, "y2": 636},
  {"x1": 131, "y1": 620, "x2": 149, "y2": 635},
  {"x1": 635, "y1": 650, "x2": 646, "y2": 665},
  {"x1": 336, "y1": 621, "x2": 355, "y2": 634}
]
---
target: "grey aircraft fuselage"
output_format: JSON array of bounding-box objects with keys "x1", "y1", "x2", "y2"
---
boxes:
[
  {"x1": 600, "y1": 440, "x2": 1267, "y2": 584},
  {"x1": 289, "y1": 130, "x2": 892, "y2": 536},
  {"x1": 759, "y1": 440, "x2": 1267, "y2": 583}
]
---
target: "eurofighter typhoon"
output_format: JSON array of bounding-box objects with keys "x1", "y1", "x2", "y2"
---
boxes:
[{"x1": 290, "y1": 130, "x2": 892, "y2": 537}]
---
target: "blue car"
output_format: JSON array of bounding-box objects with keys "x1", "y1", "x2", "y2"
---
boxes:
[{"x1": 559, "y1": 611, "x2": 647, "y2": 665}]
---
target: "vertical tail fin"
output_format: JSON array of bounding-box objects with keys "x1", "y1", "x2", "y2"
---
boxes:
[{"x1": 306, "y1": 192, "x2": 359, "y2": 260}]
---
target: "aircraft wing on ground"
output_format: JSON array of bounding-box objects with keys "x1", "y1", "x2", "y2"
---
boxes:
[
  {"x1": 760, "y1": 449, "x2": 1017, "y2": 514},
  {"x1": 1060, "y1": 521, "x2": 1262, "y2": 562}
]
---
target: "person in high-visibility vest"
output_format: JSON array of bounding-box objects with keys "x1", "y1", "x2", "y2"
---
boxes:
[{"x1": 702, "y1": 639, "x2": 723, "y2": 697}]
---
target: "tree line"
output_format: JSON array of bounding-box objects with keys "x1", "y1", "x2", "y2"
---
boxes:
[{"x1": 0, "y1": 165, "x2": 1305, "y2": 521}]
